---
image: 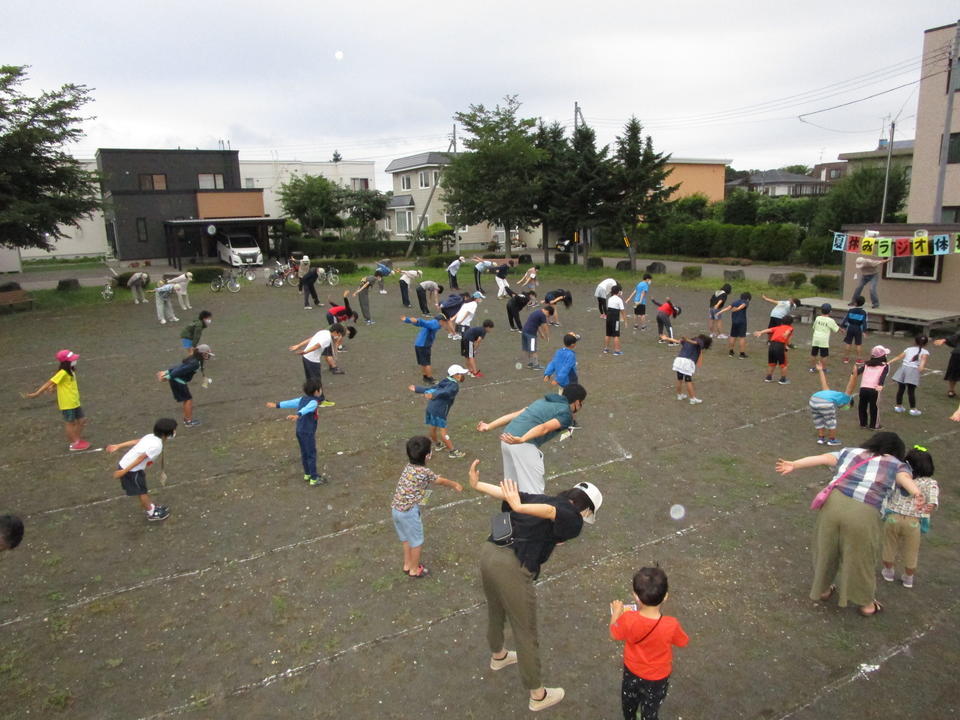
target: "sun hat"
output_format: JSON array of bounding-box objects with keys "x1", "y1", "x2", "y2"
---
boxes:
[
  {"x1": 573, "y1": 481, "x2": 603, "y2": 524},
  {"x1": 871, "y1": 345, "x2": 891, "y2": 358},
  {"x1": 195, "y1": 344, "x2": 215, "y2": 357},
  {"x1": 55, "y1": 349, "x2": 79, "y2": 363},
  {"x1": 448, "y1": 364, "x2": 469, "y2": 377}
]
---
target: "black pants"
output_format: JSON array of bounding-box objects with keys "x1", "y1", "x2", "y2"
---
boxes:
[
  {"x1": 448, "y1": 271, "x2": 459, "y2": 289},
  {"x1": 858, "y1": 387, "x2": 880, "y2": 428},
  {"x1": 474, "y1": 268, "x2": 484, "y2": 293},
  {"x1": 895, "y1": 382, "x2": 917, "y2": 408},
  {"x1": 597, "y1": 297, "x2": 607, "y2": 315},
  {"x1": 416, "y1": 286, "x2": 430, "y2": 314},
  {"x1": 656, "y1": 312, "x2": 673, "y2": 339},
  {"x1": 302, "y1": 281, "x2": 319, "y2": 307},
  {"x1": 621, "y1": 666, "x2": 669, "y2": 720},
  {"x1": 400, "y1": 282, "x2": 411, "y2": 307},
  {"x1": 507, "y1": 304, "x2": 522, "y2": 330}
]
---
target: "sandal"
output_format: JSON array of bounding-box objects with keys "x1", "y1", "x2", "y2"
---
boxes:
[
  {"x1": 819, "y1": 584, "x2": 837, "y2": 602},
  {"x1": 859, "y1": 600, "x2": 884, "y2": 617},
  {"x1": 408, "y1": 565, "x2": 430, "y2": 579}
]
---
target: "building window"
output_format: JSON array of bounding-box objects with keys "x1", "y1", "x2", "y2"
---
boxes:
[
  {"x1": 138, "y1": 174, "x2": 167, "y2": 190},
  {"x1": 245, "y1": 177, "x2": 256, "y2": 189},
  {"x1": 941, "y1": 206, "x2": 960, "y2": 223},
  {"x1": 396, "y1": 210, "x2": 413, "y2": 234},
  {"x1": 136, "y1": 217, "x2": 148, "y2": 243},
  {"x1": 198, "y1": 173, "x2": 225, "y2": 189},
  {"x1": 418, "y1": 171, "x2": 431, "y2": 189},
  {"x1": 400, "y1": 175, "x2": 412, "y2": 191},
  {"x1": 351, "y1": 178, "x2": 370, "y2": 190},
  {"x1": 886, "y1": 255, "x2": 940, "y2": 281},
  {"x1": 433, "y1": 170, "x2": 441, "y2": 186},
  {"x1": 829, "y1": 168, "x2": 841, "y2": 179},
  {"x1": 948, "y1": 133, "x2": 960, "y2": 164}
]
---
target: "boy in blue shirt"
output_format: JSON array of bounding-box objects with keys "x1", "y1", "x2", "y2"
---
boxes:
[
  {"x1": 521, "y1": 305, "x2": 555, "y2": 369},
  {"x1": 402, "y1": 314, "x2": 442, "y2": 384},
  {"x1": 544, "y1": 333, "x2": 580, "y2": 388},
  {"x1": 626, "y1": 274, "x2": 652, "y2": 330},
  {"x1": 265, "y1": 379, "x2": 333, "y2": 486},
  {"x1": 718, "y1": 292, "x2": 752, "y2": 359},
  {"x1": 408, "y1": 364, "x2": 469, "y2": 459},
  {"x1": 807, "y1": 362, "x2": 858, "y2": 445},
  {"x1": 841, "y1": 296, "x2": 869, "y2": 365}
]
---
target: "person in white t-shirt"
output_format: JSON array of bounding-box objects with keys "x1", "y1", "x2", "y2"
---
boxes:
[
  {"x1": 594, "y1": 278, "x2": 617, "y2": 317},
  {"x1": 447, "y1": 256, "x2": 465, "y2": 289},
  {"x1": 398, "y1": 269, "x2": 423, "y2": 308},
  {"x1": 106, "y1": 418, "x2": 178, "y2": 521},
  {"x1": 602, "y1": 284, "x2": 626, "y2": 355},
  {"x1": 452, "y1": 292, "x2": 485, "y2": 340},
  {"x1": 289, "y1": 323, "x2": 349, "y2": 378}
]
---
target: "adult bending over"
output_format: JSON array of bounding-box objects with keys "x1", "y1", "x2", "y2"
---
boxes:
[
  {"x1": 775, "y1": 431, "x2": 923, "y2": 616},
  {"x1": 470, "y1": 461, "x2": 602, "y2": 713}
]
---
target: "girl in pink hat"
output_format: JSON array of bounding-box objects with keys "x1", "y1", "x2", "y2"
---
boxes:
[
  {"x1": 21, "y1": 350, "x2": 91, "y2": 451},
  {"x1": 854, "y1": 345, "x2": 891, "y2": 430}
]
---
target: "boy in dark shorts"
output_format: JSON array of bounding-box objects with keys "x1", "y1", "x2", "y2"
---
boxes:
[
  {"x1": 719, "y1": 291, "x2": 751, "y2": 358},
  {"x1": 602, "y1": 284, "x2": 626, "y2": 355},
  {"x1": 265, "y1": 379, "x2": 331, "y2": 486},
  {"x1": 106, "y1": 418, "x2": 178, "y2": 521},
  {"x1": 408, "y1": 365, "x2": 469, "y2": 459},
  {"x1": 402, "y1": 314, "x2": 443, "y2": 384},
  {"x1": 707, "y1": 283, "x2": 731, "y2": 338},
  {"x1": 754, "y1": 316, "x2": 795, "y2": 384},
  {"x1": 461, "y1": 319, "x2": 495, "y2": 377},
  {"x1": 626, "y1": 274, "x2": 652, "y2": 330},
  {"x1": 521, "y1": 305, "x2": 554, "y2": 369},
  {"x1": 841, "y1": 296, "x2": 868, "y2": 365},
  {"x1": 157, "y1": 344, "x2": 213, "y2": 426}
]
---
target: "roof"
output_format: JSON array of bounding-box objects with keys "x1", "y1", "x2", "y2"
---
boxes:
[
  {"x1": 387, "y1": 194, "x2": 415, "y2": 209},
  {"x1": 746, "y1": 170, "x2": 824, "y2": 185},
  {"x1": 838, "y1": 140, "x2": 914, "y2": 161},
  {"x1": 384, "y1": 152, "x2": 455, "y2": 173},
  {"x1": 666, "y1": 157, "x2": 732, "y2": 166}
]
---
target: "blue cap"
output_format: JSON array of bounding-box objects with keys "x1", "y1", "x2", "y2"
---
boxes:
[{"x1": 472, "y1": 291, "x2": 485, "y2": 299}]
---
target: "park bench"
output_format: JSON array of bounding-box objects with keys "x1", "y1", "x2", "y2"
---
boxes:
[{"x1": 0, "y1": 289, "x2": 35, "y2": 312}]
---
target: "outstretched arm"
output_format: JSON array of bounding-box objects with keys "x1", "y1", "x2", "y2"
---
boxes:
[
  {"x1": 477, "y1": 408, "x2": 525, "y2": 432},
  {"x1": 500, "y1": 418, "x2": 562, "y2": 445},
  {"x1": 21, "y1": 380, "x2": 55, "y2": 399},
  {"x1": 775, "y1": 453, "x2": 838, "y2": 475},
  {"x1": 815, "y1": 363, "x2": 830, "y2": 392}
]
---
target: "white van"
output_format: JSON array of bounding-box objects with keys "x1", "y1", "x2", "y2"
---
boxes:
[{"x1": 216, "y1": 234, "x2": 263, "y2": 267}]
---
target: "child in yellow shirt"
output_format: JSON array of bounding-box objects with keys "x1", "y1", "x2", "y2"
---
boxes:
[{"x1": 22, "y1": 349, "x2": 91, "y2": 451}]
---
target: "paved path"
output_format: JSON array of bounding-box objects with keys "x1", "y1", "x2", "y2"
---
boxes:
[{"x1": 6, "y1": 261, "x2": 186, "y2": 291}]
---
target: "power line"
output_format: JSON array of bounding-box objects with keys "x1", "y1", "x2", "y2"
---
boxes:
[{"x1": 797, "y1": 68, "x2": 948, "y2": 120}]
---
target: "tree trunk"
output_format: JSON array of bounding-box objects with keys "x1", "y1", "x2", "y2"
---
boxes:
[
  {"x1": 504, "y1": 218, "x2": 512, "y2": 261},
  {"x1": 627, "y1": 229, "x2": 637, "y2": 272},
  {"x1": 541, "y1": 219, "x2": 550, "y2": 266},
  {"x1": 583, "y1": 227, "x2": 590, "y2": 267}
]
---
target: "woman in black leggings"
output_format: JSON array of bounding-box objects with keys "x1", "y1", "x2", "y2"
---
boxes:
[{"x1": 505, "y1": 288, "x2": 535, "y2": 331}]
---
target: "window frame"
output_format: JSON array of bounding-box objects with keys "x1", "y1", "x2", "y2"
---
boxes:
[
  {"x1": 395, "y1": 210, "x2": 413, "y2": 235},
  {"x1": 884, "y1": 254, "x2": 942, "y2": 282},
  {"x1": 351, "y1": 177, "x2": 370, "y2": 191},
  {"x1": 138, "y1": 173, "x2": 167, "y2": 191},
  {"x1": 198, "y1": 173, "x2": 225, "y2": 190},
  {"x1": 136, "y1": 217, "x2": 149, "y2": 243},
  {"x1": 418, "y1": 170, "x2": 431, "y2": 189},
  {"x1": 400, "y1": 175, "x2": 412, "y2": 191}
]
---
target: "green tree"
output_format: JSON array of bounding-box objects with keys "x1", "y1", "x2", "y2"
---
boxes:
[
  {"x1": 780, "y1": 164, "x2": 811, "y2": 176},
  {"x1": 811, "y1": 166, "x2": 908, "y2": 237},
  {"x1": 532, "y1": 120, "x2": 575, "y2": 264},
  {"x1": 0, "y1": 65, "x2": 103, "y2": 251},
  {"x1": 664, "y1": 193, "x2": 711, "y2": 225},
  {"x1": 561, "y1": 123, "x2": 617, "y2": 264},
  {"x1": 610, "y1": 117, "x2": 678, "y2": 269},
  {"x1": 331, "y1": 150, "x2": 342, "y2": 163},
  {"x1": 723, "y1": 189, "x2": 759, "y2": 225},
  {"x1": 278, "y1": 174, "x2": 343, "y2": 235},
  {"x1": 340, "y1": 187, "x2": 388, "y2": 240},
  {"x1": 442, "y1": 96, "x2": 543, "y2": 259}
]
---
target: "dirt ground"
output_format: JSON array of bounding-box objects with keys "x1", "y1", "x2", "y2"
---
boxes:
[{"x1": 1, "y1": 276, "x2": 958, "y2": 719}]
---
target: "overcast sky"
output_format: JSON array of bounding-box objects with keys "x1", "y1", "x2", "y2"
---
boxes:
[{"x1": 4, "y1": 1, "x2": 957, "y2": 189}]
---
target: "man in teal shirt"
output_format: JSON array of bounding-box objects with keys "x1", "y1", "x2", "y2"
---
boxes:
[{"x1": 476, "y1": 384, "x2": 586, "y2": 494}]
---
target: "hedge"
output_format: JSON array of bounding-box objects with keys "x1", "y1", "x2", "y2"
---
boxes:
[
  {"x1": 426, "y1": 253, "x2": 461, "y2": 268},
  {"x1": 681, "y1": 265, "x2": 702, "y2": 279},
  {"x1": 640, "y1": 221, "x2": 802, "y2": 262},
  {"x1": 286, "y1": 236, "x2": 442, "y2": 259},
  {"x1": 554, "y1": 252, "x2": 571, "y2": 265},
  {"x1": 811, "y1": 274, "x2": 840, "y2": 293},
  {"x1": 316, "y1": 260, "x2": 359, "y2": 274}
]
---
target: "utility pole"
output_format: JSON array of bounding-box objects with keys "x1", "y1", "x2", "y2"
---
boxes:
[
  {"x1": 880, "y1": 119, "x2": 895, "y2": 223},
  {"x1": 932, "y1": 21, "x2": 960, "y2": 223},
  {"x1": 404, "y1": 137, "x2": 455, "y2": 257},
  {"x1": 452, "y1": 124, "x2": 457, "y2": 153}
]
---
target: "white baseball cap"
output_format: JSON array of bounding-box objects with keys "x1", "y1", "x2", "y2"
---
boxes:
[
  {"x1": 448, "y1": 364, "x2": 469, "y2": 377},
  {"x1": 574, "y1": 481, "x2": 603, "y2": 524}
]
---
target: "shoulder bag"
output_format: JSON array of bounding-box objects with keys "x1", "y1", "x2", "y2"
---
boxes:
[{"x1": 810, "y1": 456, "x2": 873, "y2": 510}]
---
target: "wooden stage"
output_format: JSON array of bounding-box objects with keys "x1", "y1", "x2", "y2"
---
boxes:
[{"x1": 798, "y1": 297, "x2": 960, "y2": 335}]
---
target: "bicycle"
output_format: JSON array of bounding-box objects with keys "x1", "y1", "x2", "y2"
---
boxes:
[
  {"x1": 317, "y1": 266, "x2": 340, "y2": 286},
  {"x1": 210, "y1": 267, "x2": 241, "y2": 293},
  {"x1": 242, "y1": 266, "x2": 258, "y2": 283},
  {"x1": 266, "y1": 260, "x2": 292, "y2": 288},
  {"x1": 101, "y1": 263, "x2": 120, "y2": 302}
]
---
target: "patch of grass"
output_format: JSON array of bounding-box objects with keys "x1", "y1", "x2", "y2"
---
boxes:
[
  {"x1": 271, "y1": 594, "x2": 288, "y2": 624},
  {"x1": 104, "y1": 657, "x2": 123, "y2": 668},
  {"x1": 23, "y1": 255, "x2": 106, "y2": 268},
  {"x1": 824, "y1": 628, "x2": 859, "y2": 652},
  {"x1": 40, "y1": 553, "x2": 63, "y2": 568},
  {"x1": 48, "y1": 614, "x2": 76, "y2": 638},
  {"x1": 44, "y1": 687, "x2": 73, "y2": 711},
  {"x1": 25, "y1": 286, "x2": 106, "y2": 311},
  {"x1": 47, "y1": 591, "x2": 64, "y2": 602},
  {"x1": 371, "y1": 574, "x2": 398, "y2": 593}
]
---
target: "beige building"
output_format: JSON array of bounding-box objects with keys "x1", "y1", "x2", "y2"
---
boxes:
[
  {"x1": 839, "y1": 140, "x2": 913, "y2": 177},
  {"x1": 664, "y1": 158, "x2": 730, "y2": 202},
  {"x1": 239, "y1": 160, "x2": 376, "y2": 219}
]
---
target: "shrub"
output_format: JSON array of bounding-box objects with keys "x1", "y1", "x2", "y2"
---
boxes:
[
  {"x1": 284, "y1": 219, "x2": 302, "y2": 235},
  {"x1": 427, "y1": 254, "x2": 460, "y2": 268},
  {"x1": 554, "y1": 252, "x2": 571, "y2": 265},
  {"x1": 517, "y1": 254, "x2": 533, "y2": 264},
  {"x1": 586, "y1": 256, "x2": 604, "y2": 269},
  {"x1": 787, "y1": 272, "x2": 807, "y2": 289},
  {"x1": 0, "y1": 281, "x2": 22, "y2": 292},
  {"x1": 56, "y1": 279, "x2": 81, "y2": 291},
  {"x1": 798, "y1": 234, "x2": 837, "y2": 266},
  {"x1": 287, "y1": 236, "x2": 441, "y2": 259},
  {"x1": 184, "y1": 266, "x2": 223, "y2": 283},
  {"x1": 681, "y1": 265, "x2": 702, "y2": 279},
  {"x1": 811, "y1": 274, "x2": 840, "y2": 293},
  {"x1": 315, "y1": 259, "x2": 358, "y2": 274}
]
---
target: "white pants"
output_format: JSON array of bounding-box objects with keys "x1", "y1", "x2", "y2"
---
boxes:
[
  {"x1": 155, "y1": 294, "x2": 177, "y2": 322},
  {"x1": 495, "y1": 276, "x2": 510, "y2": 298},
  {"x1": 130, "y1": 284, "x2": 146, "y2": 303},
  {"x1": 175, "y1": 286, "x2": 191, "y2": 309},
  {"x1": 500, "y1": 440, "x2": 545, "y2": 494}
]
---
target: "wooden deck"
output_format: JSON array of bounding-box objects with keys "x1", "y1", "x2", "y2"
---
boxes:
[{"x1": 798, "y1": 297, "x2": 960, "y2": 334}]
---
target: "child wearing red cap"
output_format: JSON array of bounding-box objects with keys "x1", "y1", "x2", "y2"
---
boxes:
[{"x1": 21, "y1": 350, "x2": 91, "y2": 451}]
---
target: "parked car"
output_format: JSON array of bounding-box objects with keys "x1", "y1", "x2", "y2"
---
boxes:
[{"x1": 217, "y1": 234, "x2": 263, "y2": 267}]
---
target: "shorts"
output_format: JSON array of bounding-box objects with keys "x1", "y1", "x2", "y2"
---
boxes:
[
  {"x1": 672, "y1": 356, "x2": 696, "y2": 382},
  {"x1": 181, "y1": 338, "x2": 194, "y2": 349},
  {"x1": 521, "y1": 332, "x2": 537, "y2": 353},
  {"x1": 61, "y1": 406, "x2": 85, "y2": 422},
  {"x1": 170, "y1": 380, "x2": 192, "y2": 403},
  {"x1": 634, "y1": 303, "x2": 646, "y2": 316},
  {"x1": 325, "y1": 311, "x2": 336, "y2": 325},
  {"x1": 321, "y1": 345, "x2": 334, "y2": 357},
  {"x1": 425, "y1": 413, "x2": 448, "y2": 429},
  {"x1": 768, "y1": 316, "x2": 784, "y2": 328},
  {"x1": 460, "y1": 339, "x2": 476, "y2": 359},
  {"x1": 415, "y1": 345, "x2": 432, "y2": 366},
  {"x1": 945, "y1": 353, "x2": 960, "y2": 382},
  {"x1": 843, "y1": 327, "x2": 863, "y2": 346},
  {"x1": 391, "y1": 506, "x2": 424, "y2": 548},
  {"x1": 441, "y1": 306, "x2": 457, "y2": 319},
  {"x1": 811, "y1": 346, "x2": 829, "y2": 357},
  {"x1": 767, "y1": 341, "x2": 787, "y2": 366},
  {"x1": 730, "y1": 323, "x2": 747, "y2": 338},
  {"x1": 119, "y1": 467, "x2": 149, "y2": 496},
  {"x1": 809, "y1": 397, "x2": 838, "y2": 430},
  {"x1": 708, "y1": 308, "x2": 721, "y2": 320},
  {"x1": 605, "y1": 317, "x2": 621, "y2": 337}
]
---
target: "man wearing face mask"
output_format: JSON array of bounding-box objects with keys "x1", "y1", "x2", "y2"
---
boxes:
[{"x1": 180, "y1": 311, "x2": 213, "y2": 352}]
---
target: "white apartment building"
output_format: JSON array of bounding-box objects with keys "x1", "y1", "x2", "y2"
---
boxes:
[{"x1": 239, "y1": 160, "x2": 377, "y2": 219}]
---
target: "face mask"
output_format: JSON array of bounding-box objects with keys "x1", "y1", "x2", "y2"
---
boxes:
[
  {"x1": 203, "y1": 319, "x2": 212, "y2": 327},
  {"x1": 70, "y1": 361, "x2": 78, "y2": 368}
]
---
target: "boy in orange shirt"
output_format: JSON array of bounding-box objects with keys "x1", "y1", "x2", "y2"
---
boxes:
[
  {"x1": 754, "y1": 316, "x2": 795, "y2": 384},
  {"x1": 610, "y1": 566, "x2": 689, "y2": 720}
]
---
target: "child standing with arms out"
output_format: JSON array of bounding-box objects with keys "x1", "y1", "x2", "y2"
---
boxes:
[
  {"x1": 808, "y1": 362, "x2": 858, "y2": 445},
  {"x1": 180, "y1": 310, "x2": 212, "y2": 351},
  {"x1": 841, "y1": 296, "x2": 869, "y2": 364},
  {"x1": 106, "y1": 418, "x2": 177, "y2": 521},
  {"x1": 517, "y1": 265, "x2": 539, "y2": 293},
  {"x1": 626, "y1": 274, "x2": 653, "y2": 331},
  {"x1": 544, "y1": 333, "x2": 580, "y2": 388},
  {"x1": 881, "y1": 446, "x2": 938, "y2": 589},
  {"x1": 808, "y1": 303, "x2": 840, "y2": 373},
  {"x1": 265, "y1": 379, "x2": 331, "y2": 486},
  {"x1": 461, "y1": 319, "x2": 495, "y2": 377},
  {"x1": 754, "y1": 316, "x2": 795, "y2": 384},
  {"x1": 718, "y1": 291, "x2": 751, "y2": 358},
  {"x1": 662, "y1": 334, "x2": 712, "y2": 405},
  {"x1": 157, "y1": 344, "x2": 214, "y2": 427},
  {"x1": 391, "y1": 435, "x2": 463, "y2": 578},
  {"x1": 21, "y1": 349, "x2": 91, "y2": 451},
  {"x1": 402, "y1": 314, "x2": 442, "y2": 384},
  {"x1": 707, "y1": 283, "x2": 731, "y2": 338},
  {"x1": 856, "y1": 345, "x2": 890, "y2": 429},
  {"x1": 603, "y1": 284, "x2": 626, "y2": 356},
  {"x1": 408, "y1": 364, "x2": 470, "y2": 459},
  {"x1": 610, "y1": 566, "x2": 689, "y2": 720},
  {"x1": 891, "y1": 336, "x2": 930, "y2": 416}
]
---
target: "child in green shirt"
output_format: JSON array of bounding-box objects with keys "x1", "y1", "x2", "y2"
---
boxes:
[{"x1": 808, "y1": 303, "x2": 840, "y2": 373}]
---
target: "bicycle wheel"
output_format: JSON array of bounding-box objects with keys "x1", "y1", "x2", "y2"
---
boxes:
[
  {"x1": 210, "y1": 277, "x2": 223, "y2": 293},
  {"x1": 327, "y1": 269, "x2": 340, "y2": 286},
  {"x1": 244, "y1": 268, "x2": 258, "y2": 283},
  {"x1": 286, "y1": 272, "x2": 298, "y2": 287},
  {"x1": 101, "y1": 286, "x2": 114, "y2": 302},
  {"x1": 227, "y1": 278, "x2": 241, "y2": 293}
]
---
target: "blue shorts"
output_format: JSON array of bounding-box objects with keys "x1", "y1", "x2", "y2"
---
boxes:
[
  {"x1": 415, "y1": 345, "x2": 432, "y2": 366},
  {"x1": 730, "y1": 323, "x2": 747, "y2": 338},
  {"x1": 522, "y1": 332, "x2": 537, "y2": 353},
  {"x1": 844, "y1": 328, "x2": 863, "y2": 346},
  {"x1": 62, "y1": 406, "x2": 85, "y2": 422},
  {"x1": 392, "y1": 506, "x2": 424, "y2": 547},
  {"x1": 181, "y1": 338, "x2": 194, "y2": 349},
  {"x1": 425, "y1": 413, "x2": 447, "y2": 428}
]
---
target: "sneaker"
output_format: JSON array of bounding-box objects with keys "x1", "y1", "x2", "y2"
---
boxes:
[
  {"x1": 717, "y1": 333, "x2": 728, "y2": 339},
  {"x1": 602, "y1": 348, "x2": 610, "y2": 354},
  {"x1": 337, "y1": 345, "x2": 346, "y2": 351},
  {"x1": 634, "y1": 324, "x2": 639, "y2": 330},
  {"x1": 366, "y1": 320, "x2": 375, "y2": 325},
  {"x1": 147, "y1": 505, "x2": 170, "y2": 521},
  {"x1": 612, "y1": 351, "x2": 623, "y2": 356},
  {"x1": 639, "y1": 325, "x2": 647, "y2": 331},
  {"x1": 319, "y1": 400, "x2": 336, "y2": 408},
  {"x1": 843, "y1": 358, "x2": 850, "y2": 364},
  {"x1": 183, "y1": 419, "x2": 202, "y2": 427},
  {"x1": 159, "y1": 319, "x2": 167, "y2": 325},
  {"x1": 901, "y1": 574, "x2": 914, "y2": 589},
  {"x1": 909, "y1": 408, "x2": 922, "y2": 416},
  {"x1": 69, "y1": 440, "x2": 92, "y2": 452},
  {"x1": 893, "y1": 405, "x2": 905, "y2": 413},
  {"x1": 434, "y1": 442, "x2": 446, "y2": 451},
  {"x1": 729, "y1": 350, "x2": 735, "y2": 357},
  {"x1": 657, "y1": 339, "x2": 666, "y2": 344},
  {"x1": 817, "y1": 437, "x2": 826, "y2": 445},
  {"x1": 530, "y1": 688, "x2": 565, "y2": 712},
  {"x1": 529, "y1": 363, "x2": 544, "y2": 370},
  {"x1": 331, "y1": 367, "x2": 345, "y2": 375},
  {"x1": 303, "y1": 474, "x2": 311, "y2": 482},
  {"x1": 764, "y1": 375, "x2": 773, "y2": 383},
  {"x1": 676, "y1": 393, "x2": 688, "y2": 401},
  {"x1": 490, "y1": 650, "x2": 518, "y2": 671},
  {"x1": 739, "y1": 353, "x2": 748, "y2": 359},
  {"x1": 452, "y1": 334, "x2": 462, "y2": 341},
  {"x1": 378, "y1": 290, "x2": 388, "y2": 295},
  {"x1": 472, "y1": 371, "x2": 485, "y2": 378},
  {"x1": 809, "y1": 367, "x2": 817, "y2": 373},
  {"x1": 689, "y1": 397, "x2": 703, "y2": 405},
  {"x1": 304, "y1": 306, "x2": 312, "y2": 310},
  {"x1": 881, "y1": 567, "x2": 895, "y2": 582},
  {"x1": 827, "y1": 438, "x2": 841, "y2": 446},
  {"x1": 778, "y1": 377, "x2": 790, "y2": 385},
  {"x1": 309, "y1": 475, "x2": 329, "y2": 486},
  {"x1": 171, "y1": 317, "x2": 180, "y2": 322},
  {"x1": 448, "y1": 449, "x2": 466, "y2": 459}
]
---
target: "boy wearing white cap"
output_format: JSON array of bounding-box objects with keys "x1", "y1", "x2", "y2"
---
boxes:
[{"x1": 408, "y1": 365, "x2": 469, "y2": 459}]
